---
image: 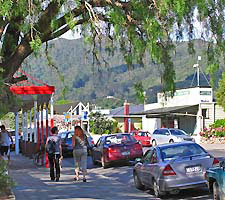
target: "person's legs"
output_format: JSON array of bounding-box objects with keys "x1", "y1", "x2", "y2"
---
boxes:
[
  {"x1": 80, "y1": 150, "x2": 88, "y2": 182},
  {"x1": 7, "y1": 146, "x2": 10, "y2": 161},
  {"x1": 55, "y1": 154, "x2": 61, "y2": 181},
  {"x1": 48, "y1": 155, "x2": 55, "y2": 180},
  {"x1": 73, "y1": 149, "x2": 81, "y2": 180}
]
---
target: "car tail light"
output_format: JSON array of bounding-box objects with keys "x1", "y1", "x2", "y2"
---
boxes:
[
  {"x1": 162, "y1": 164, "x2": 176, "y2": 176},
  {"x1": 108, "y1": 147, "x2": 119, "y2": 153},
  {"x1": 213, "y1": 158, "x2": 220, "y2": 167}
]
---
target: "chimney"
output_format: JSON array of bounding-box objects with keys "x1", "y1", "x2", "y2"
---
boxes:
[{"x1": 124, "y1": 101, "x2": 129, "y2": 132}]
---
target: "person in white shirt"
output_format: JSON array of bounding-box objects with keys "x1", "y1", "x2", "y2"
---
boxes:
[{"x1": 0, "y1": 125, "x2": 13, "y2": 161}]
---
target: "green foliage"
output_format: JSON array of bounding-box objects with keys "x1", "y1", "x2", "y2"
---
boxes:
[
  {"x1": 55, "y1": 99, "x2": 72, "y2": 105},
  {"x1": 134, "y1": 82, "x2": 145, "y2": 104},
  {"x1": 0, "y1": 160, "x2": 15, "y2": 194},
  {"x1": 0, "y1": 0, "x2": 13, "y2": 18},
  {"x1": 89, "y1": 112, "x2": 117, "y2": 135},
  {"x1": 29, "y1": 36, "x2": 42, "y2": 56},
  {"x1": 0, "y1": 0, "x2": 225, "y2": 115},
  {"x1": 216, "y1": 72, "x2": 225, "y2": 111},
  {"x1": 200, "y1": 119, "x2": 225, "y2": 138}
]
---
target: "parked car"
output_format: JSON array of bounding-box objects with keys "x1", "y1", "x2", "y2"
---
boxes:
[
  {"x1": 133, "y1": 142, "x2": 220, "y2": 198},
  {"x1": 205, "y1": 161, "x2": 225, "y2": 200},
  {"x1": 151, "y1": 128, "x2": 194, "y2": 146},
  {"x1": 92, "y1": 133, "x2": 143, "y2": 168},
  {"x1": 130, "y1": 131, "x2": 152, "y2": 147},
  {"x1": 59, "y1": 131, "x2": 94, "y2": 156}
]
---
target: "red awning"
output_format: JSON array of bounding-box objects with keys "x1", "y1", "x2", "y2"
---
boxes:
[{"x1": 10, "y1": 85, "x2": 55, "y2": 95}]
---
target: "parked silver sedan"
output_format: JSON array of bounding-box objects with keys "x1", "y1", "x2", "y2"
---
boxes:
[
  {"x1": 133, "y1": 142, "x2": 220, "y2": 198},
  {"x1": 151, "y1": 128, "x2": 194, "y2": 146}
]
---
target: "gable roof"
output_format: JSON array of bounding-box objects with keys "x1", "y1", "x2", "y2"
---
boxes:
[{"x1": 109, "y1": 104, "x2": 144, "y2": 116}]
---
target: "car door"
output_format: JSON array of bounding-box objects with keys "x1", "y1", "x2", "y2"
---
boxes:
[
  {"x1": 93, "y1": 137, "x2": 104, "y2": 162},
  {"x1": 141, "y1": 149, "x2": 159, "y2": 187},
  {"x1": 140, "y1": 149, "x2": 153, "y2": 185},
  {"x1": 160, "y1": 129, "x2": 170, "y2": 144}
]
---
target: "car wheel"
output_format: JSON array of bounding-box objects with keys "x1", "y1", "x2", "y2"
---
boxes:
[
  {"x1": 153, "y1": 179, "x2": 165, "y2": 198},
  {"x1": 213, "y1": 182, "x2": 220, "y2": 200},
  {"x1": 133, "y1": 172, "x2": 145, "y2": 190},
  {"x1": 169, "y1": 139, "x2": 174, "y2": 143},
  {"x1": 152, "y1": 140, "x2": 157, "y2": 146},
  {"x1": 101, "y1": 156, "x2": 109, "y2": 169}
]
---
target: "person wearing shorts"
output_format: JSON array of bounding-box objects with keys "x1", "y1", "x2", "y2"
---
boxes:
[
  {"x1": 72, "y1": 126, "x2": 88, "y2": 182},
  {"x1": 0, "y1": 125, "x2": 13, "y2": 161}
]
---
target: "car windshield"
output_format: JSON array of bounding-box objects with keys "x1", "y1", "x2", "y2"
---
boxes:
[
  {"x1": 138, "y1": 132, "x2": 150, "y2": 137},
  {"x1": 170, "y1": 129, "x2": 187, "y2": 136},
  {"x1": 106, "y1": 134, "x2": 136, "y2": 145},
  {"x1": 160, "y1": 143, "x2": 207, "y2": 161}
]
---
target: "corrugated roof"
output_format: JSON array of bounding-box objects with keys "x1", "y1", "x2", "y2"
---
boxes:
[{"x1": 109, "y1": 104, "x2": 144, "y2": 116}]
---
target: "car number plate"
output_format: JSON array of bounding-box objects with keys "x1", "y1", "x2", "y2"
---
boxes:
[
  {"x1": 186, "y1": 165, "x2": 202, "y2": 174},
  {"x1": 122, "y1": 151, "x2": 130, "y2": 156}
]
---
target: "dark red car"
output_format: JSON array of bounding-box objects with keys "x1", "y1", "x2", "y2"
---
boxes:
[
  {"x1": 92, "y1": 133, "x2": 143, "y2": 168},
  {"x1": 130, "y1": 131, "x2": 152, "y2": 147}
]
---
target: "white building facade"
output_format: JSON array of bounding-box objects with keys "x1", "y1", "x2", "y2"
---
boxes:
[{"x1": 143, "y1": 87, "x2": 225, "y2": 143}]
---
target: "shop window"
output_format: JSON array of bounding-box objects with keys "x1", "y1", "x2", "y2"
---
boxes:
[{"x1": 202, "y1": 109, "x2": 209, "y2": 118}]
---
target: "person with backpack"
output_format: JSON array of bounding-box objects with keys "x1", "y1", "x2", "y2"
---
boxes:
[
  {"x1": 46, "y1": 126, "x2": 62, "y2": 182},
  {"x1": 72, "y1": 126, "x2": 89, "y2": 182}
]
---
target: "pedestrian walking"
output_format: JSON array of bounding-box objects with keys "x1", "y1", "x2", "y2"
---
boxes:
[
  {"x1": 0, "y1": 125, "x2": 13, "y2": 163},
  {"x1": 72, "y1": 126, "x2": 88, "y2": 182},
  {"x1": 46, "y1": 126, "x2": 62, "y2": 182}
]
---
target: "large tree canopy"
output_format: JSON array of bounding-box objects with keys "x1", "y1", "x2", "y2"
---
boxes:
[{"x1": 0, "y1": 0, "x2": 224, "y2": 113}]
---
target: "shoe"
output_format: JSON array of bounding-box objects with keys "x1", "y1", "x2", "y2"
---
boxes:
[
  {"x1": 56, "y1": 178, "x2": 59, "y2": 182},
  {"x1": 51, "y1": 178, "x2": 55, "y2": 181},
  {"x1": 83, "y1": 179, "x2": 87, "y2": 182},
  {"x1": 74, "y1": 177, "x2": 79, "y2": 181}
]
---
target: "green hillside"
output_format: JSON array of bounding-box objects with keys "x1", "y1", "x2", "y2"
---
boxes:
[{"x1": 22, "y1": 38, "x2": 222, "y2": 108}]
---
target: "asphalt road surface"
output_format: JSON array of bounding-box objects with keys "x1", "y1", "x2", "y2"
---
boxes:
[{"x1": 62, "y1": 147, "x2": 225, "y2": 200}]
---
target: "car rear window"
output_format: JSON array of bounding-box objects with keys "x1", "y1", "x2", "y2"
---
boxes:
[
  {"x1": 160, "y1": 143, "x2": 207, "y2": 161},
  {"x1": 106, "y1": 134, "x2": 136, "y2": 144},
  {"x1": 170, "y1": 129, "x2": 187, "y2": 136}
]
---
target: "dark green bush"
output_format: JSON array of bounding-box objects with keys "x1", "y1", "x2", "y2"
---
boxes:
[{"x1": 0, "y1": 160, "x2": 14, "y2": 195}]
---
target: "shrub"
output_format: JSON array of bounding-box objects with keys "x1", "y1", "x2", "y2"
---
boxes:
[
  {"x1": 0, "y1": 160, "x2": 14, "y2": 195},
  {"x1": 201, "y1": 119, "x2": 225, "y2": 138}
]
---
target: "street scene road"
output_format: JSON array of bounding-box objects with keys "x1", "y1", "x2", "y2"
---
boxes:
[
  {"x1": 58, "y1": 145, "x2": 225, "y2": 200},
  {"x1": 9, "y1": 144, "x2": 225, "y2": 200}
]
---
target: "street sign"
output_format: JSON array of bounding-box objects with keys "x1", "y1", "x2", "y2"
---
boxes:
[{"x1": 64, "y1": 112, "x2": 72, "y2": 123}]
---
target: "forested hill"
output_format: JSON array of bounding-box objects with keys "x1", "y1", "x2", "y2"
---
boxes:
[{"x1": 23, "y1": 38, "x2": 222, "y2": 108}]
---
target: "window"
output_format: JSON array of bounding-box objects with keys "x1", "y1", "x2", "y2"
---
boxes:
[
  {"x1": 143, "y1": 149, "x2": 153, "y2": 163},
  {"x1": 150, "y1": 150, "x2": 158, "y2": 164},
  {"x1": 202, "y1": 109, "x2": 209, "y2": 118},
  {"x1": 160, "y1": 129, "x2": 169, "y2": 135}
]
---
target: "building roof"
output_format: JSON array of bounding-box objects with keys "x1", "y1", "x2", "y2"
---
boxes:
[
  {"x1": 109, "y1": 104, "x2": 144, "y2": 117},
  {"x1": 142, "y1": 104, "x2": 199, "y2": 118},
  {"x1": 54, "y1": 102, "x2": 79, "y2": 115}
]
